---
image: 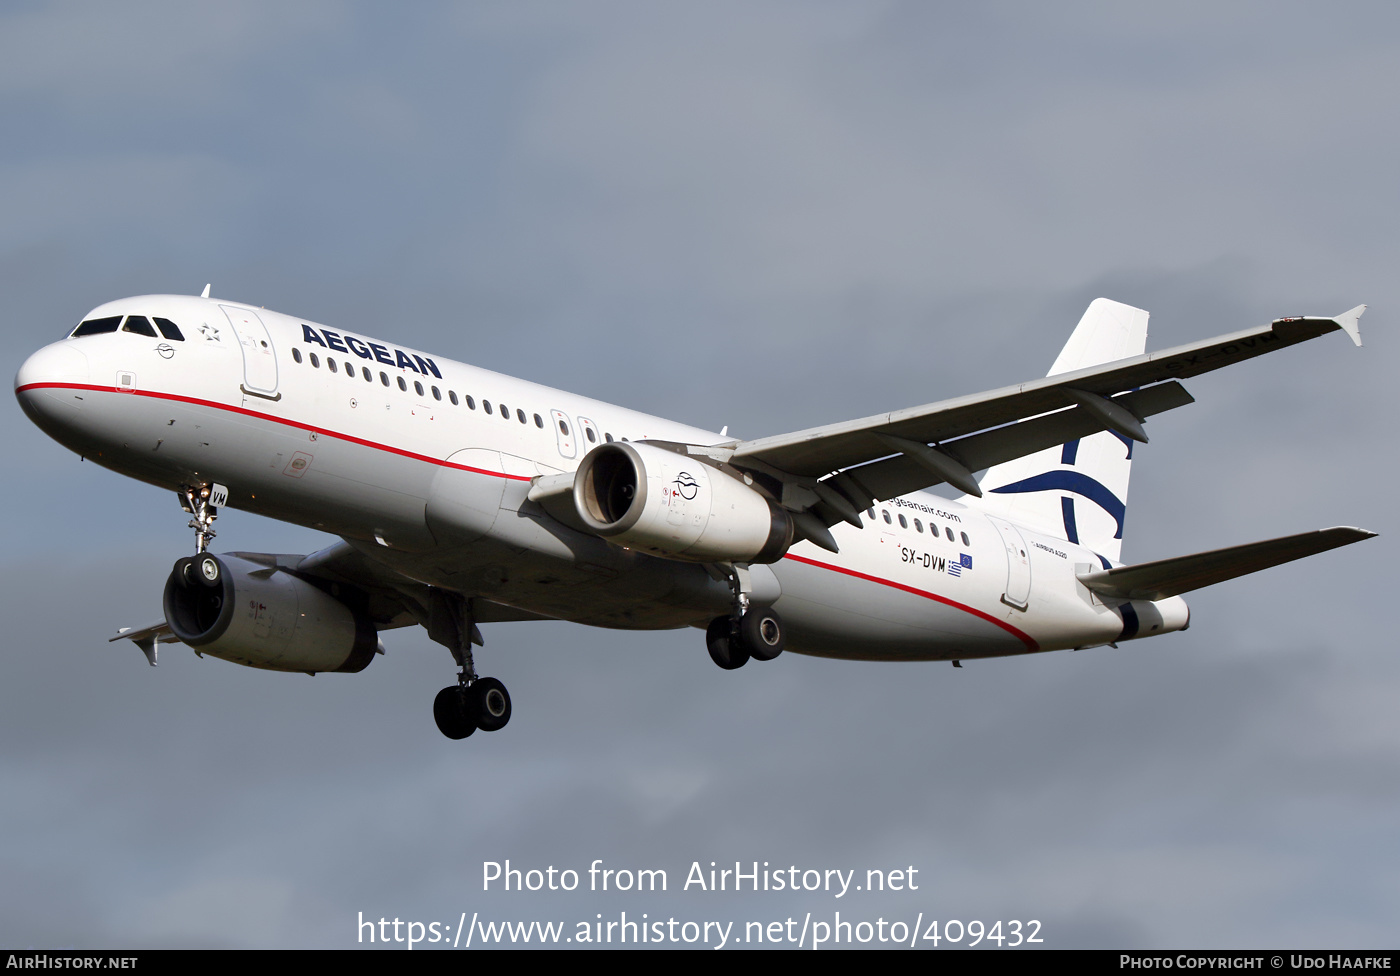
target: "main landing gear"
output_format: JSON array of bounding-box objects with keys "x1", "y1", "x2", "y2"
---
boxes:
[
  {"x1": 706, "y1": 607, "x2": 785, "y2": 669},
  {"x1": 433, "y1": 675, "x2": 512, "y2": 740},
  {"x1": 426, "y1": 591, "x2": 512, "y2": 740},
  {"x1": 705, "y1": 562, "x2": 785, "y2": 670}
]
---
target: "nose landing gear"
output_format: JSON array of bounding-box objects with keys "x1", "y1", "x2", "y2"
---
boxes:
[
  {"x1": 177, "y1": 482, "x2": 227, "y2": 553},
  {"x1": 171, "y1": 552, "x2": 223, "y2": 590}
]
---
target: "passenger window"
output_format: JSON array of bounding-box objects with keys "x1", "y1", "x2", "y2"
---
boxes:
[
  {"x1": 449, "y1": 391, "x2": 458, "y2": 405},
  {"x1": 397, "y1": 376, "x2": 407, "y2": 391},
  {"x1": 914, "y1": 519, "x2": 923, "y2": 533},
  {"x1": 432, "y1": 386, "x2": 441, "y2": 401},
  {"x1": 292, "y1": 348, "x2": 302, "y2": 364},
  {"x1": 604, "y1": 433, "x2": 613, "y2": 443},
  {"x1": 559, "y1": 420, "x2": 569, "y2": 435},
  {"x1": 328, "y1": 358, "x2": 338, "y2": 373},
  {"x1": 484, "y1": 400, "x2": 493, "y2": 415},
  {"x1": 122, "y1": 316, "x2": 157, "y2": 337},
  {"x1": 945, "y1": 527, "x2": 954, "y2": 542},
  {"x1": 346, "y1": 366, "x2": 355, "y2": 381},
  {"x1": 534, "y1": 413, "x2": 544, "y2": 428},
  {"x1": 380, "y1": 372, "x2": 389, "y2": 386},
  {"x1": 310, "y1": 353, "x2": 320, "y2": 368},
  {"x1": 898, "y1": 514, "x2": 907, "y2": 528},
  {"x1": 415, "y1": 381, "x2": 424, "y2": 396},
  {"x1": 363, "y1": 367, "x2": 372, "y2": 381},
  {"x1": 71, "y1": 316, "x2": 122, "y2": 337},
  {"x1": 517, "y1": 408, "x2": 526, "y2": 424},
  {"x1": 499, "y1": 403, "x2": 509, "y2": 420},
  {"x1": 585, "y1": 427, "x2": 596, "y2": 442},
  {"x1": 466, "y1": 396, "x2": 476, "y2": 410},
  {"x1": 882, "y1": 510, "x2": 892, "y2": 524},
  {"x1": 961, "y1": 532, "x2": 970, "y2": 546}
]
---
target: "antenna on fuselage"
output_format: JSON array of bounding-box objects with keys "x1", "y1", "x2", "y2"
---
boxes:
[{"x1": 200, "y1": 283, "x2": 211, "y2": 298}]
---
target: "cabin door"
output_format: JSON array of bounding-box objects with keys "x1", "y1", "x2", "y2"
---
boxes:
[{"x1": 221, "y1": 305, "x2": 279, "y2": 399}]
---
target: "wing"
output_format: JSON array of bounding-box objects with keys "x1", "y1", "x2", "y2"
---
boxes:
[
  {"x1": 292, "y1": 543, "x2": 551, "y2": 626},
  {"x1": 110, "y1": 541, "x2": 550, "y2": 664},
  {"x1": 707, "y1": 307, "x2": 1364, "y2": 545}
]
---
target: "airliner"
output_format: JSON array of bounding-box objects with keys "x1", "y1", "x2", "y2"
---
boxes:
[{"x1": 14, "y1": 290, "x2": 1375, "y2": 739}]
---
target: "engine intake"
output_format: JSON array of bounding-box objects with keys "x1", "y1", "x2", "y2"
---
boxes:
[
  {"x1": 574, "y1": 442, "x2": 793, "y2": 563},
  {"x1": 163, "y1": 554, "x2": 378, "y2": 673}
]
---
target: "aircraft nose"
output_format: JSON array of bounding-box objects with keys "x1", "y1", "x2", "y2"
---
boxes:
[
  {"x1": 15, "y1": 343, "x2": 91, "y2": 440},
  {"x1": 15, "y1": 341, "x2": 90, "y2": 392}
]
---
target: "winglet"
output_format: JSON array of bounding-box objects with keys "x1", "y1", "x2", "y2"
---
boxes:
[
  {"x1": 201, "y1": 283, "x2": 211, "y2": 299},
  {"x1": 1334, "y1": 304, "x2": 1366, "y2": 347},
  {"x1": 135, "y1": 636, "x2": 158, "y2": 666},
  {"x1": 111, "y1": 620, "x2": 175, "y2": 666}
]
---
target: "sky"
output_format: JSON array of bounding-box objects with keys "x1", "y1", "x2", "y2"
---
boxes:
[{"x1": 3, "y1": 1, "x2": 1398, "y2": 950}]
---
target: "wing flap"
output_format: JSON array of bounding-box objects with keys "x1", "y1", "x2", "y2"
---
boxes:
[
  {"x1": 1076, "y1": 526, "x2": 1377, "y2": 602},
  {"x1": 295, "y1": 541, "x2": 553, "y2": 625}
]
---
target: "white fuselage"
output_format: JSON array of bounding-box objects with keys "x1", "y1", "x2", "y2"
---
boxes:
[{"x1": 16, "y1": 294, "x2": 1187, "y2": 662}]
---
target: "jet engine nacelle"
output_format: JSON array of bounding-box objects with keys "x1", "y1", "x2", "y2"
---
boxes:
[
  {"x1": 163, "y1": 554, "x2": 378, "y2": 673},
  {"x1": 574, "y1": 441, "x2": 793, "y2": 563}
]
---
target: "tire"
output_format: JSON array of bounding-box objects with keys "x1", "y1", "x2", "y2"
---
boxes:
[
  {"x1": 196, "y1": 554, "x2": 222, "y2": 588},
  {"x1": 173, "y1": 556, "x2": 198, "y2": 590},
  {"x1": 433, "y1": 686, "x2": 477, "y2": 739},
  {"x1": 706, "y1": 616, "x2": 749, "y2": 670},
  {"x1": 472, "y1": 677, "x2": 512, "y2": 732},
  {"x1": 740, "y1": 607, "x2": 784, "y2": 661}
]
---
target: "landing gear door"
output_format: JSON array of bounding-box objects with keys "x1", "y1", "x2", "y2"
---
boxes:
[
  {"x1": 987, "y1": 515, "x2": 1032, "y2": 610},
  {"x1": 550, "y1": 410, "x2": 576, "y2": 459},
  {"x1": 221, "y1": 305, "x2": 279, "y2": 400}
]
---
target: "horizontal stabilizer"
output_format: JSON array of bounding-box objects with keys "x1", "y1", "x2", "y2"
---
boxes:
[{"x1": 1077, "y1": 526, "x2": 1377, "y2": 602}]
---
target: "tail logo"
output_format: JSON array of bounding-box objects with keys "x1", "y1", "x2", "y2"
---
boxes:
[{"x1": 989, "y1": 470, "x2": 1126, "y2": 541}]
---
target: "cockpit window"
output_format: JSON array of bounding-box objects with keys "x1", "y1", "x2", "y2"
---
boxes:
[
  {"x1": 153, "y1": 317, "x2": 185, "y2": 341},
  {"x1": 71, "y1": 316, "x2": 122, "y2": 337},
  {"x1": 122, "y1": 316, "x2": 158, "y2": 337}
]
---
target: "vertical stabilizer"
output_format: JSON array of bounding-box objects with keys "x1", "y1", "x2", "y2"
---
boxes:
[{"x1": 967, "y1": 298, "x2": 1149, "y2": 563}]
